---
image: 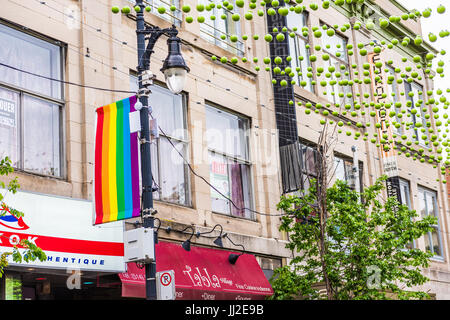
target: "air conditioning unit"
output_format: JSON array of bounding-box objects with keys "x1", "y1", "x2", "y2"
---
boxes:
[{"x1": 124, "y1": 227, "x2": 155, "y2": 264}]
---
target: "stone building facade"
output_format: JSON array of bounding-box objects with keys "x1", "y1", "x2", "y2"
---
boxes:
[{"x1": 0, "y1": 0, "x2": 448, "y2": 299}]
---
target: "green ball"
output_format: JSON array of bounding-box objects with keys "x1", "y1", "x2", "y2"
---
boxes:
[
  {"x1": 185, "y1": 16, "x2": 194, "y2": 23},
  {"x1": 264, "y1": 34, "x2": 273, "y2": 42},
  {"x1": 157, "y1": 6, "x2": 166, "y2": 14},
  {"x1": 121, "y1": 6, "x2": 131, "y2": 14},
  {"x1": 276, "y1": 33, "x2": 285, "y2": 42},
  {"x1": 236, "y1": 0, "x2": 245, "y2": 7},
  {"x1": 274, "y1": 56, "x2": 283, "y2": 65},
  {"x1": 111, "y1": 6, "x2": 120, "y2": 14},
  {"x1": 232, "y1": 13, "x2": 240, "y2": 21},
  {"x1": 182, "y1": 5, "x2": 191, "y2": 13}
]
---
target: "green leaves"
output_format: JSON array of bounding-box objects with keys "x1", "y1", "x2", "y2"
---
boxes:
[
  {"x1": 0, "y1": 156, "x2": 45, "y2": 278},
  {"x1": 270, "y1": 176, "x2": 436, "y2": 300}
]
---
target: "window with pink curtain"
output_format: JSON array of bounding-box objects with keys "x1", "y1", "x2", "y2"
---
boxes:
[{"x1": 206, "y1": 105, "x2": 253, "y2": 219}]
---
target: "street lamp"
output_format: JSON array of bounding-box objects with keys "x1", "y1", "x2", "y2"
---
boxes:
[
  {"x1": 161, "y1": 35, "x2": 190, "y2": 94},
  {"x1": 135, "y1": 0, "x2": 189, "y2": 300}
]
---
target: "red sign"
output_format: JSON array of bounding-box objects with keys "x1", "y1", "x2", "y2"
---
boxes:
[
  {"x1": 119, "y1": 241, "x2": 274, "y2": 300},
  {"x1": 160, "y1": 272, "x2": 172, "y2": 286}
]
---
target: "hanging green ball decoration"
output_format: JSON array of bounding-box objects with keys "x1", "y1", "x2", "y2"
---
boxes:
[
  {"x1": 121, "y1": 6, "x2": 131, "y2": 14},
  {"x1": 245, "y1": 12, "x2": 253, "y2": 20},
  {"x1": 265, "y1": 34, "x2": 273, "y2": 42},
  {"x1": 111, "y1": 6, "x2": 120, "y2": 13},
  {"x1": 366, "y1": 20, "x2": 375, "y2": 30},
  {"x1": 429, "y1": 33, "x2": 438, "y2": 42},
  {"x1": 379, "y1": 18, "x2": 389, "y2": 28},
  {"x1": 157, "y1": 6, "x2": 166, "y2": 14},
  {"x1": 274, "y1": 56, "x2": 283, "y2": 65},
  {"x1": 185, "y1": 16, "x2": 194, "y2": 23}
]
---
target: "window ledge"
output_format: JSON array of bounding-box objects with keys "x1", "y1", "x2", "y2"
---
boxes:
[{"x1": 211, "y1": 210, "x2": 257, "y2": 222}]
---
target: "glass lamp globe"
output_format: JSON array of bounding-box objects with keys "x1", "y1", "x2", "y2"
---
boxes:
[
  {"x1": 161, "y1": 35, "x2": 190, "y2": 94},
  {"x1": 163, "y1": 67, "x2": 187, "y2": 94}
]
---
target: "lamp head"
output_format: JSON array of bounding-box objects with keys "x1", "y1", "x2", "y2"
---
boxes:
[
  {"x1": 213, "y1": 236, "x2": 223, "y2": 248},
  {"x1": 228, "y1": 253, "x2": 241, "y2": 265},
  {"x1": 181, "y1": 239, "x2": 191, "y2": 251},
  {"x1": 161, "y1": 35, "x2": 190, "y2": 94}
]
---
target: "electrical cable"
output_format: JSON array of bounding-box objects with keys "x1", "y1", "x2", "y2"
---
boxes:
[
  {"x1": 0, "y1": 62, "x2": 136, "y2": 94},
  {"x1": 148, "y1": 111, "x2": 286, "y2": 217}
]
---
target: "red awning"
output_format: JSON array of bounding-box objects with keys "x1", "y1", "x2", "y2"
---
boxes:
[{"x1": 119, "y1": 241, "x2": 274, "y2": 300}]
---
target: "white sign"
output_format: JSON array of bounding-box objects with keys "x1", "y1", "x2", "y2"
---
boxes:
[
  {"x1": 156, "y1": 270, "x2": 175, "y2": 300},
  {"x1": 0, "y1": 189, "x2": 125, "y2": 272},
  {"x1": 0, "y1": 97, "x2": 16, "y2": 127}
]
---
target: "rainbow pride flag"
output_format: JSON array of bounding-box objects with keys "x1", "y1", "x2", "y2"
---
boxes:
[{"x1": 94, "y1": 96, "x2": 140, "y2": 225}]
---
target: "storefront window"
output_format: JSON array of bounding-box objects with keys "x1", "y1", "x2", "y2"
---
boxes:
[{"x1": 5, "y1": 274, "x2": 22, "y2": 300}]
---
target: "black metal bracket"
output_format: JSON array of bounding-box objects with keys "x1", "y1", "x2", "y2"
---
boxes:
[{"x1": 137, "y1": 24, "x2": 179, "y2": 71}]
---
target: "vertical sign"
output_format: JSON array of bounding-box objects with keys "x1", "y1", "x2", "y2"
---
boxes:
[
  {"x1": 156, "y1": 270, "x2": 175, "y2": 300},
  {"x1": 368, "y1": 52, "x2": 402, "y2": 206}
]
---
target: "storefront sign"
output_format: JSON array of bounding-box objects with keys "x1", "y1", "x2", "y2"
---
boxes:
[
  {"x1": 0, "y1": 190, "x2": 125, "y2": 272},
  {"x1": 119, "y1": 242, "x2": 273, "y2": 300}
]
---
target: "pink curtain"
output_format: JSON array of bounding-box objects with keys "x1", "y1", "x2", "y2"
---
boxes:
[{"x1": 230, "y1": 163, "x2": 245, "y2": 217}]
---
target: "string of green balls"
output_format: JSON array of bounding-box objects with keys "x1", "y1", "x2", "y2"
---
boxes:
[{"x1": 110, "y1": 1, "x2": 450, "y2": 183}]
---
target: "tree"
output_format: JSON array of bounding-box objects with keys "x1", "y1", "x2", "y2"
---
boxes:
[
  {"x1": 269, "y1": 172, "x2": 437, "y2": 300},
  {"x1": 0, "y1": 157, "x2": 46, "y2": 278}
]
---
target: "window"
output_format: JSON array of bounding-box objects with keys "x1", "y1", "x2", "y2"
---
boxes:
[
  {"x1": 199, "y1": 0, "x2": 244, "y2": 56},
  {"x1": 127, "y1": 0, "x2": 182, "y2": 26},
  {"x1": 130, "y1": 76, "x2": 190, "y2": 206},
  {"x1": 286, "y1": 9, "x2": 314, "y2": 92},
  {"x1": 386, "y1": 65, "x2": 402, "y2": 134},
  {"x1": 205, "y1": 105, "x2": 253, "y2": 219},
  {"x1": 418, "y1": 187, "x2": 443, "y2": 258},
  {"x1": 333, "y1": 155, "x2": 363, "y2": 192},
  {"x1": 320, "y1": 25, "x2": 353, "y2": 109},
  {"x1": 0, "y1": 23, "x2": 63, "y2": 177},
  {"x1": 399, "y1": 179, "x2": 414, "y2": 249},
  {"x1": 404, "y1": 81, "x2": 428, "y2": 146}
]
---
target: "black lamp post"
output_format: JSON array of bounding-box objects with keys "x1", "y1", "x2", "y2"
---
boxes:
[{"x1": 135, "y1": 0, "x2": 189, "y2": 300}]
